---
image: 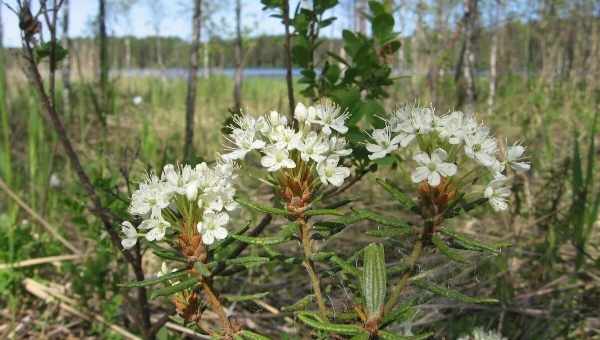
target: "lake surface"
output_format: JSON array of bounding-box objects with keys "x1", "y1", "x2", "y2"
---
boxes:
[{"x1": 112, "y1": 68, "x2": 303, "y2": 79}]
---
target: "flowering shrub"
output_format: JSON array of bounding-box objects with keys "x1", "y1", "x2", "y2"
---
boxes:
[
  {"x1": 118, "y1": 103, "x2": 530, "y2": 339},
  {"x1": 366, "y1": 106, "x2": 530, "y2": 213},
  {"x1": 122, "y1": 162, "x2": 237, "y2": 249},
  {"x1": 223, "y1": 101, "x2": 352, "y2": 212}
]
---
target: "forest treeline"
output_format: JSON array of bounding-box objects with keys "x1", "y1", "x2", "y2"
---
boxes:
[{"x1": 6, "y1": 11, "x2": 600, "y2": 86}]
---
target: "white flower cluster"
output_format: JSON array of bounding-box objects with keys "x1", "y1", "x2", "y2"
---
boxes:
[
  {"x1": 121, "y1": 162, "x2": 237, "y2": 249},
  {"x1": 223, "y1": 102, "x2": 352, "y2": 187},
  {"x1": 366, "y1": 105, "x2": 530, "y2": 211},
  {"x1": 458, "y1": 327, "x2": 507, "y2": 340}
]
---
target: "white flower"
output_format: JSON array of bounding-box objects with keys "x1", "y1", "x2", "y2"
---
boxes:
[
  {"x1": 270, "y1": 126, "x2": 302, "y2": 151},
  {"x1": 49, "y1": 173, "x2": 61, "y2": 188},
  {"x1": 121, "y1": 221, "x2": 138, "y2": 249},
  {"x1": 439, "y1": 111, "x2": 477, "y2": 145},
  {"x1": 162, "y1": 164, "x2": 202, "y2": 200},
  {"x1": 464, "y1": 127, "x2": 498, "y2": 167},
  {"x1": 260, "y1": 145, "x2": 296, "y2": 171},
  {"x1": 298, "y1": 131, "x2": 328, "y2": 163},
  {"x1": 139, "y1": 218, "x2": 171, "y2": 242},
  {"x1": 197, "y1": 211, "x2": 229, "y2": 245},
  {"x1": 294, "y1": 102, "x2": 316, "y2": 123},
  {"x1": 484, "y1": 177, "x2": 511, "y2": 211},
  {"x1": 366, "y1": 126, "x2": 402, "y2": 160},
  {"x1": 132, "y1": 96, "x2": 143, "y2": 105},
  {"x1": 311, "y1": 102, "x2": 349, "y2": 135},
  {"x1": 223, "y1": 128, "x2": 266, "y2": 161},
  {"x1": 266, "y1": 110, "x2": 288, "y2": 131},
  {"x1": 411, "y1": 148, "x2": 457, "y2": 187},
  {"x1": 506, "y1": 143, "x2": 530, "y2": 172},
  {"x1": 129, "y1": 174, "x2": 170, "y2": 219},
  {"x1": 412, "y1": 107, "x2": 435, "y2": 134},
  {"x1": 327, "y1": 136, "x2": 352, "y2": 157},
  {"x1": 317, "y1": 158, "x2": 350, "y2": 187}
]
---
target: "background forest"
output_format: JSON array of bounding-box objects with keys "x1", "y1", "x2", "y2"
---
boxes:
[{"x1": 0, "y1": 0, "x2": 599, "y2": 339}]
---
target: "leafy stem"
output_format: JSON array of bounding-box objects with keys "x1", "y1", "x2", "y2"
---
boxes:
[{"x1": 297, "y1": 217, "x2": 329, "y2": 319}]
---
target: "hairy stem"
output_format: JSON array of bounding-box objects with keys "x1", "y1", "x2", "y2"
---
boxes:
[
  {"x1": 383, "y1": 237, "x2": 424, "y2": 315},
  {"x1": 298, "y1": 218, "x2": 328, "y2": 319},
  {"x1": 201, "y1": 278, "x2": 234, "y2": 337}
]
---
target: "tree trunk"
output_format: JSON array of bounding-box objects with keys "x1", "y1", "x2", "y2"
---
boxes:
[
  {"x1": 98, "y1": 0, "x2": 108, "y2": 124},
  {"x1": 233, "y1": 0, "x2": 243, "y2": 112},
  {"x1": 355, "y1": 0, "x2": 368, "y2": 34},
  {"x1": 184, "y1": 0, "x2": 203, "y2": 162},
  {"x1": 62, "y1": 0, "x2": 72, "y2": 118},
  {"x1": 282, "y1": 0, "x2": 295, "y2": 117},
  {"x1": 462, "y1": 0, "x2": 477, "y2": 112},
  {"x1": 487, "y1": 0, "x2": 500, "y2": 115},
  {"x1": 125, "y1": 36, "x2": 131, "y2": 69}
]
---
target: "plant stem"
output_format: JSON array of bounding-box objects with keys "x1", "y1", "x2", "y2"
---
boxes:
[
  {"x1": 201, "y1": 278, "x2": 234, "y2": 337},
  {"x1": 383, "y1": 238, "x2": 424, "y2": 315},
  {"x1": 298, "y1": 218, "x2": 328, "y2": 319}
]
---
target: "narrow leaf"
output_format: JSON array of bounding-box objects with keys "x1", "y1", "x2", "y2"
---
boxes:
[
  {"x1": 222, "y1": 292, "x2": 269, "y2": 302},
  {"x1": 120, "y1": 269, "x2": 189, "y2": 288},
  {"x1": 240, "y1": 330, "x2": 271, "y2": 340},
  {"x1": 366, "y1": 226, "x2": 411, "y2": 238},
  {"x1": 413, "y1": 280, "x2": 498, "y2": 304},
  {"x1": 440, "y1": 227, "x2": 507, "y2": 254},
  {"x1": 431, "y1": 235, "x2": 468, "y2": 263},
  {"x1": 235, "y1": 197, "x2": 287, "y2": 216},
  {"x1": 150, "y1": 277, "x2": 198, "y2": 299},
  {"x1": 231, "y1": 234, "x2": 290, "y2": 245},
  {"x1": 297, "y1": 312, "x2": 366, "y2": 335},
  {"x1": 304, "y1": 208, "x2": 345, "y2": 217},
  {"x1": 376, "y1": 178, "x2": 416, "y2": 209},
  {"x1": 362, "y1": 243, "x2": 387, "y2": 319}
]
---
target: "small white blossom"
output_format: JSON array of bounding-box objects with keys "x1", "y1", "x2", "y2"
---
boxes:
[
  {"x1": 197, "y1": 211, "x2": 229, "y2": 245},
  {"x1": 484, "y1": 177, "x2": 511, "y2": 211},
  {"x1": 129, "y1": 174, "x2": 170, "y2": 219},
  {"x1": 311, "y1": 102, "x2": 349, "y2": 135},
  {"x1": 317, "y1": 158, "x2": 351, "y2": 187},
  {"x1": 132, "y1": 96, "x2": 143, "y2": 105},
  {"x1": 162, "y1": 164, "x2": 201, "y2": 200},
  {"x1": 464, "y1": 127, "x2": 498, "y2": 167},
  {"x1": 260, "y1": 145, "x2": 296, "y2": 171},
  {"x1": 411, "y1": 148, "x2": 457, "y2": 187},
  {"x1": 298, "y1": 131, "x2": 329, "y2": 163},
  {"x1": 139, "y1": 218, "x2": 171, "y2": 242},
  {"x1": 366, "y1": 126, "x2": 402, "y2": 160},
  {"x1": 327, "y1": 136, "x2": 352, "y2": 157},
  {"x1": 506, "y1": 143, "x2": 530, "y2": 172},
  {"x1": 223, "y1": 129, "x2": 266, "y2": 161},
  {"x1": 121, "y1": 221, "x2": 138, "y2": 249}
]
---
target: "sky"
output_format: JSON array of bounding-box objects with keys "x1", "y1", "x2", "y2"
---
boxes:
[
  {"x1": 1, "y1": 0, "x2": 362, "y2": 47},
  {"x1": 1, "y1": 1, "x2": 295, "y2": 47}
]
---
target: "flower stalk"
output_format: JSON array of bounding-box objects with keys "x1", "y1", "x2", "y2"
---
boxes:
[{"x1": 297, "y1": 217, "x2": 328, "y2": 319}]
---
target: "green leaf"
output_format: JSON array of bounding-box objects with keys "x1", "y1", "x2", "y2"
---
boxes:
[
  {"x1": 304, "y1": 208, "x2": 345, "y2": 217},
  {"x1": 380, "y1": 299, "x2": 417, "y2": 328},
  {"x1": 231, "y1": 234, "x2": 291, "y2": 245},
  {"x1": 296, "y1": 312, "x2": 366, "y2": 335},
  {"x1": 120, "y1": 269, "x2": 189, "y2": 288},
  {"x1": 440, "y1": 227, "x2": 507, "y2": 254},
  {"x1": 362, "y1": 243, "x2": 387, "y2": 320},
  {"x1": 194, "y1": 262, "x2": 211, "y2": 277},
  {"x1": 366, "y1": 226, "x2": 411, "y2": 238},
  {"x1": 282, "y1": 295, "x2": 314, "y2": 312},
  {"x1": 150, "y1": 277, "x2": 198, "y2": 300},
  {"x1": 378, "y1": 331, "x2": 433, "y2": 340},
  {"x1": 240, "y1": 330, "x2": 271, "y2": 340},
  {"x1": 34, "y1": 41, "x2": 68, "y2": 66},
  {"x1": 210, "y1": 221, "x2": 251, "y2": 254},
  {"x1": 222, "y1": 292, "x2": 269, "y2": 302},
  {"x1": 376, "y1": 178, "x2": 417, "y2": 210},
  {"x1": 330, "y1": 255, "x2": 361, "y2": 277},
  {"x1": 413, "y1": 280, "x2": 498, "y2": 304},
  {"x1": 431, "y1": 235, "x2": 468, "y2": 263},
  {"x1": 226, "y1": 256, "x2": 270, "y2": 268},
  {"x1": 234, "y1": 197, "x2": 287, "y2": 216},
  {"x1": 356, "y1": 209, "x2": 410, "y2": 229}
]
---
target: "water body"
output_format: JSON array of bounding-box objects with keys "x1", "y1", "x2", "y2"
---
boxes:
[{"x1": 112, "y1": 68, "x2": 303, "y2": 79}]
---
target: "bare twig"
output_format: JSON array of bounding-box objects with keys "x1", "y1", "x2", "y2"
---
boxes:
[
  {"x1": 24, "y1": 278, "x2": 142, "y2": 340},
  {"x1": 0, "y1": 254, "x2": 81, "y2": 270},
  {"x1": 0, "y1": 177, "x2": 81, "y2": 254}
]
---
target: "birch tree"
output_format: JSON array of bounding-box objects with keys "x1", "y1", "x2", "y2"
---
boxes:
[
  {"x1": 184, "y1": 0, "x2": 203, "y2": 162},
  {"x1": 233, "y1": 0, "x2": 243, "y2": 111}
]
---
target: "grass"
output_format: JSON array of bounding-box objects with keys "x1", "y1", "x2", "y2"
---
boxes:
[{"x1": 0, "y1": 71, "x2": 599, "y2": 338}]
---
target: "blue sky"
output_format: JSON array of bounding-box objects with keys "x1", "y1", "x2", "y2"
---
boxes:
[{"x1": 1, "y1": 0, "x2": 362, "y2": 47}]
